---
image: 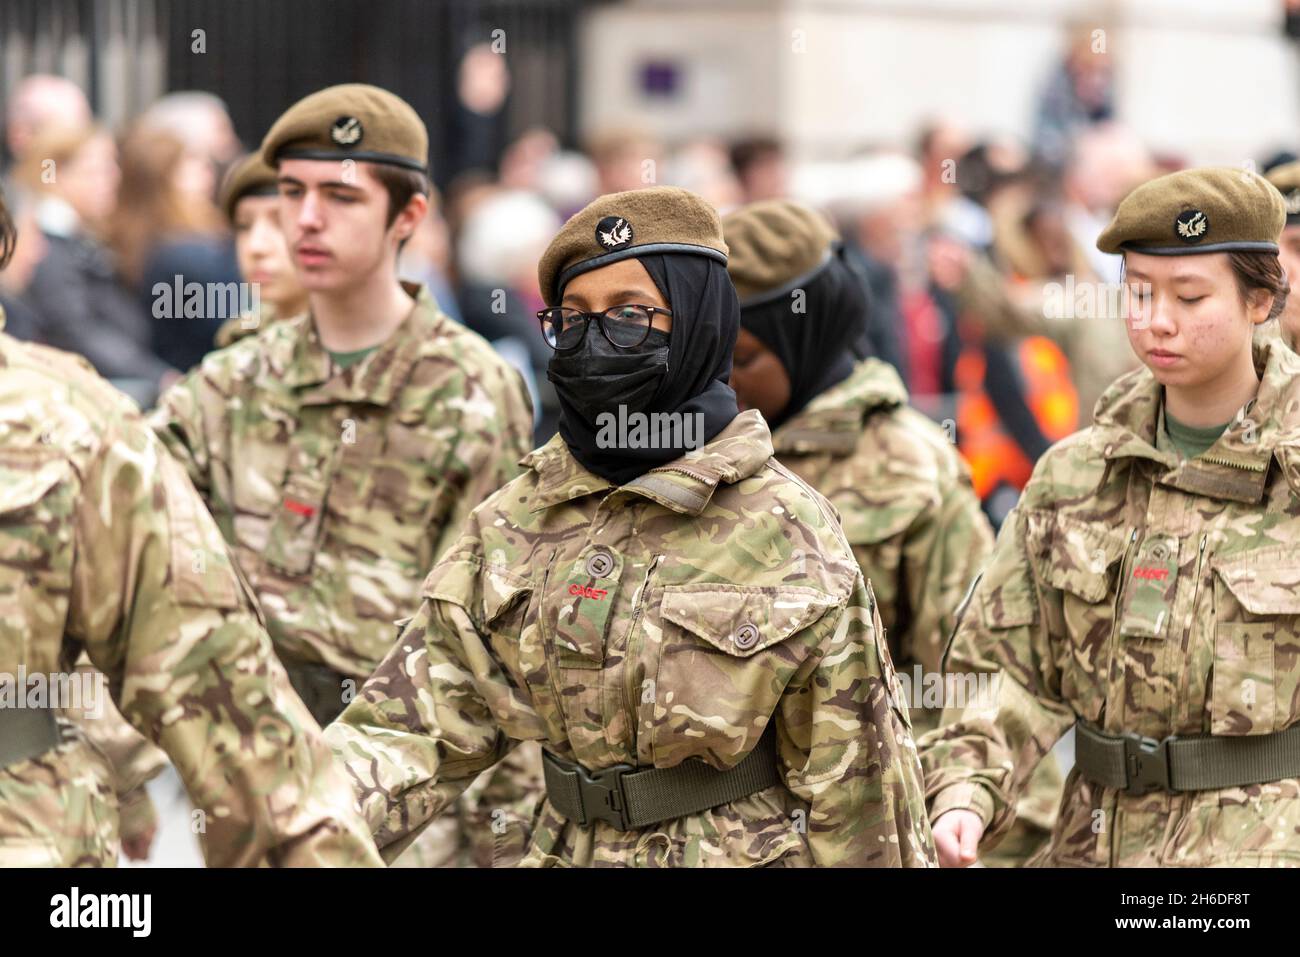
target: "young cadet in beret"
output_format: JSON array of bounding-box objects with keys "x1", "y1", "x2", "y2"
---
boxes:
[
  {"x1": 1264, "y1": 160, "x2": 1300, "y2": 351},
  {"x1": 148, "y1": 84, "x2": 535, "y2": 867},
  {"x1": 722, "y1": 198, "x2": 1064, "y2": 867},
  {"x1": 922, "y1": 167, "x2": 1300, "y2": 867},
  {"x1": 0, "y1": 187, "x2": 381, "y2": 867},
  {"x1": 325, "y1": 185, "x2": 937, "y2": 867},
  {"x1": 212, "y1": 153, "x2": 307, "y2": 349}
]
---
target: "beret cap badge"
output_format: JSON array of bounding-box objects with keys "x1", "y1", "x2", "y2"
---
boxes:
[
  {"x1": 1175, "y1": 208, "x2": 1208, "y2": 243},
  {"x1": 596, "y1": 216, "x2": 633, "y2": 250},
  {"x1": 330, "y1": 116, "x2": 364, "y2": 146}
]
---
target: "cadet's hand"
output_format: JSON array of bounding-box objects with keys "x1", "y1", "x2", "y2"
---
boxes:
[{"x1": 933, "y1": 809, "x2": 984, "y2": 867}]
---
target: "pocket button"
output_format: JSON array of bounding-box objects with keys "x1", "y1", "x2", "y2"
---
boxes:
[{"x1": 734, "y1": 622, "x2": 760, "y2": 651}]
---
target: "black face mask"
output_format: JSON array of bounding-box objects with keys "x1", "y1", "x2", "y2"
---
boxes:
[
  {"x1": 549, "y1": 253, "x2": 741, "y2": 485},
  {"x1": 546, "y1": 328, "x2": 670, "y2": 428}
]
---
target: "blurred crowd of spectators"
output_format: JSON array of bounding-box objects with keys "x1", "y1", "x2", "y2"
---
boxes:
[{"x1": 1, "y1": 30, "x2": 1292, "y2": 525}]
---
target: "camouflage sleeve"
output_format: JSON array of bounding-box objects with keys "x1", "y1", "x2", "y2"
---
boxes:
[
  {"x1": 148, "y1": 367, "x2": 214, "y2": 498},
  {"x1": 430, "y1": 363, "x2": 534, "y2": 564},
  {"x1": 63, "y1": 656, "x2": 167, "y2": 795},
  {"x1": 956, "y1": 253, "x2": 1049, "y2": 342},
  {"x1": 778, "y1": 577, "x2": 937, "y2": 867},
  {"x1": 69, "y1": 413, "x2": 381, "y2": 867},
  {"x1": 324, "y1": 597, "x2": 521, "y2": 863},
  {"x1": 916, "y1": 506, "x2": 1074, "y2": 847},
  {"x1": 898, "y1": 474, "x2": 994, "y2": 677}
]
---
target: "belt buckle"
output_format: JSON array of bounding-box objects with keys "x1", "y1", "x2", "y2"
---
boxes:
[
  {"x1": 574, "y1": 762, "x2": 635, "y2": 830},
  {"x1": 1121, "y1": 732, "x2": 1172, "y2": 794}
]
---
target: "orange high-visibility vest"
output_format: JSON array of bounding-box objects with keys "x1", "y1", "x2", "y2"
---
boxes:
[{"x1": 954, "y1": 336, "x2": 1079, "y2": 501}]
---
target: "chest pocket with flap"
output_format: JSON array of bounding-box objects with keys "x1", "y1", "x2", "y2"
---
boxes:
[
  {"x1": 651, "y1": 583, "x2": 836, "y2": 765},
  {"x1": 1210, "y1": 551, "x2": 1300, "y2": 736}
]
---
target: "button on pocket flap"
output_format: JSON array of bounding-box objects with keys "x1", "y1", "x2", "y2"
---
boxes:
[
  {"x1": 1212, "y1": 554, "x2": 1300, "y2": 616},
  {"x1": 423, "y1": 558, "x2": 533, "y2": 629},
  {"x1": 1027, "y1": 514, "x2": 1127, "y2": 602},
  {"x1": 660, "y1": 584, "x2": 836, "y2": 657},
  {"x1": 0, "y1": 453, "x2": 69, "y2": 515}
]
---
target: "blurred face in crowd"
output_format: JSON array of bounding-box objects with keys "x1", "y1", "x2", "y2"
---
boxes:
[
  {"x1": 1277, "y1": 225, "x2": 1300, "y2": 349},
  {"x1": 173, "y1": 147, "x2": 218, "y2": 206},
  {"x1": 730, "y1": 327, "x2": 791, "y2": 422},
  {"x1": 276, "y1": 158, "x2": 426, "y2": 294},
  {"x1": 233, "y1": 193, "x2": 306, "y2": 314},
  {"x1": 57, "y1": 132, "x2": 120, "y2": 228},
  {"x1": 1123, "y1": 250, "x2": 1268, "y2": 405}
]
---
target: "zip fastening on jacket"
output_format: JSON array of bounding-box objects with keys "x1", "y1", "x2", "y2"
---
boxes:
[
  {"x1": 1176, "y1": 533, "x2": 1210, "y2": 727},
  {"x1": 1199, "y1": 455, "x2": 1267, "y2": 472},
  {"x1": 623, "y1": 554, "x2": 663, "y2": 736}
]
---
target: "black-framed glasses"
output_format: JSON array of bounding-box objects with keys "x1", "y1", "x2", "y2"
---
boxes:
[{"x1": 536, "y1": 304, "x2": 672, "y2": 352}]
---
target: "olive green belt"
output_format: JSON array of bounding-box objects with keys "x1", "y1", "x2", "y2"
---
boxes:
[
  {"x1": 541, "y1": 726, "x2": 783, "y2": 831},
  {"x1": 283, "y1": 660, "x2": 349, "y2": 727},
  {"x1": 0, "y1": 707, "x2": 61, "y2": 769},
  {"x1": 1075, "y1": 719, "x2": 1300, "y2": 794}
]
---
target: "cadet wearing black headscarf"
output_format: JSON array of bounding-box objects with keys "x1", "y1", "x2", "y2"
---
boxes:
[
  {"x1": 322, "y1": 186, "x2": 937, "y2": 867},
  {"x1": 723, "y1": 198, "x2": 1063, "y2": 869}
]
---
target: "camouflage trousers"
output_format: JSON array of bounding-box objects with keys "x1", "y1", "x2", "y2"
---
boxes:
[{"x1": 0, "y1": 720, "x2": 119, "y2": 866}]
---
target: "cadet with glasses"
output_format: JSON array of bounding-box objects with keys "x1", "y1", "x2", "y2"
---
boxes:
[{"x1": 326, "y1": 186, "x2": 936, "y2": 867}]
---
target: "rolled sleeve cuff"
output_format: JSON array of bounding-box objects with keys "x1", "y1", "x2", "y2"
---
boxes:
[{"x1": 928, "y1": 782, "x2": 995, "y2": 829}]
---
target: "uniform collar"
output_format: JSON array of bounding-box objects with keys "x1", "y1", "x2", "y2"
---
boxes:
[
  {"x1": 280, "y1": 282, "x2": 446, "y2": 406},
  {"x1": 1091, "y1": 333, "x2": 1300, "y2": 503},
  {"x1": 525, "y1": 409, "x2": 775, "y2": 515},
  {"x1": 771, "y1": 358, "x2": 906, "y2": 456}
]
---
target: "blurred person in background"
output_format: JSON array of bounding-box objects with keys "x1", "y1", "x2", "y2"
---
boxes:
[
  {"x1": 110, "y1": 125, "x2": 239, "y2": 373},
  {"x1": 2, "y1": 74, "x2": 92, "y2": 174},
  {"x1": 212, "y1": 152, "x2": 308, "y2": 348},
  {"x1": 1062, "y1": 124, "x2": 1155, "y2": 284},
  {"x1": 664, "y1": 137, "x2": 743, "y2": 212},
  {"x1": 586, "y1": 127, "x2": 664, "y2": 195},
  {"x1": 821, "y1": 152, "x2": 920, "y2": 384},
  {"x1": 729, "y1": 135, "x2": 789, "y2": 204},
  {"x1": 398, "y1": 184, "x2": 463, "y2": 323},
  {"x1": 914, "y1": 118, "x2": 973, "y2": 230},
  {"x1": 455, "y1": 188, "x2": 558, "y2": 443},
  {"x1": 16, "y1": 124, "x2": 172, "y2": 402},
  {"x1": 532, "y1": 146, "x2": 598, "y2": 221},
  {"x1": 135, "y1": 91, "x2": 241, "y2": 180},
  {"x1": 1033, "y1": 23, "x2": 1116, "y2": 167}
]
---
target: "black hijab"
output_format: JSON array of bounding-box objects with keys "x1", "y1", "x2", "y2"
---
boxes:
[
  {"x1": 551, "y1": 252, "x2": 740, "y2": 485},
  {"x1": 740, "y1": 246, "x2": 869, "y2": 429}
]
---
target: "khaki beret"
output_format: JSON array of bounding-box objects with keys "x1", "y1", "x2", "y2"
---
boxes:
[
  {"x1": 261, "y1": 83, "x2": 427, "y2": 173},
  {"x1": 722, "y1": 200, "x2": 839, "y2": 305},
  {"x1": 1266, "y1": 161, "x2": 1300, "y2": 225},
  {"x1": 536, "y1": 186, "x2": 727, "y2": 306},
  {"x1": 219, "y1": 153, "x2": 279, "y2": 222},
  {"x1": 1097, "y1": 167, "x2": 1284, "y2": 255}
]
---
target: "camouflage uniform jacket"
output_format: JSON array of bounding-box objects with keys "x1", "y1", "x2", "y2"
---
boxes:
[
  {"x1": 151, "y1": 283, "x2": 534, "y2": 680},
  {"x1": 771, "y1": 358, "x2": 993, "y2": 691},
  {"x1": 0, "y1": 318, "x2": 380, "y2": 866},
  {"x1": 326, "y1": 409, "x2": 936, "y2": 867},
  {"x1": 920, "y1": 334, "x2": 1300, "y2": 866}
]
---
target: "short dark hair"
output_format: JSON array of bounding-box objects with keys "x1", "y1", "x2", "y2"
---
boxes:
[
  {"x1": 0, "y1": 186, "x2": 14, "y2": 271},
  {"x1": 370, "y1": 163, "x2": 430, "y2": 227},
  {"x1": 730, "y1": 136, "x2": 783, "y2": 180},
  {"x1": 1228, "y1": 250, "x2": 1289, "y2": 321}
]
